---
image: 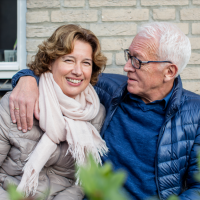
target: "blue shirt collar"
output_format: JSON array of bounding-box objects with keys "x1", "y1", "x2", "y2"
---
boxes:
[
  {"x1": 162, "y1": 83, "x2": 175, "y2": 109},
  {"x1": 128, "y1": 82, "x2": 175, "y2": 110}
]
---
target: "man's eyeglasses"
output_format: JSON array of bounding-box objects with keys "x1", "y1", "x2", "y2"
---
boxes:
[{"x1": 124, "y1": 49, "x2": 172, "y2": 69}]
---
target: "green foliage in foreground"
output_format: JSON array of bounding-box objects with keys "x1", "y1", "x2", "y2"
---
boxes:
[
  {"x1": 7, "y1": 152, "x2": 200, "y2": 200},
  {"x1": 195, "y1": 152, "x2": 200, "y2": 183},
  {"x1": 7, "y1": 184, "x2": 45, "y2": 200},
  {"x1": 78, "y1": 154, "x2": 128, "y2": 200},
  {"x1": 7, "y1": 185, "x2": 24, "y2": 200},
  {"x1": 167, "y1": 195, "x2": 179, "y2": 200}
]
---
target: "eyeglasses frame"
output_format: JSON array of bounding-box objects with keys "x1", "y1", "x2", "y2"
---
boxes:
[{"x1": 124, "y1": 49, "x2": 172, "y2": 69}]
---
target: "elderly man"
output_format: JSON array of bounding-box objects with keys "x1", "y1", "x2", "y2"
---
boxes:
[{"x1": 10, "y1": 22, "x2": 200, "y2": 200}]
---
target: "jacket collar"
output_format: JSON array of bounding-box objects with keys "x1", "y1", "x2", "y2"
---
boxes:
[{"x1": 165, "y1": 75, "x2": 183, "y2": 120}]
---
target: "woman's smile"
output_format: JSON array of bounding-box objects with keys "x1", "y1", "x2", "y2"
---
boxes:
[{"x1": 66, "y1": 78, "x2": 83, "y2": 86}]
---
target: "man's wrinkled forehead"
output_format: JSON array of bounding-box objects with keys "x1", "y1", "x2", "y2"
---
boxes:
[{"x1": 128, "y1": 34, "x2": 159, "y2": 59}]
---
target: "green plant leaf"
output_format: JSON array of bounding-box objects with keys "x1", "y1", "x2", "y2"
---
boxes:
[
  {"x1": 79, "y1": 154, "x2": 128, "y2": 200},
  {"x1": 167, "y1": 195, "x2": 179, "y2": 200},
  {"x1": 7, "y1": 185, "x2": 24, "y2": 200}
]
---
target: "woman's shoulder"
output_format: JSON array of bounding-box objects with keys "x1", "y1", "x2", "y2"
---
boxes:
[
  {"x1": 0, "y1": 92, "x2": 42, "y2": 139},
  {"x1": 0, "y1": 92, "x2": 11, "y2": 116},
  {"x1": 0, "y1": 92, "x2": 40, "y2": 127},
  {"x1": 90, "y1": 104, "x2": 106, "y2": 133}
]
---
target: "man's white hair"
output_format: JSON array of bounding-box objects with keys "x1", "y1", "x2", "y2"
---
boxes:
[{"x1": 138, "y1": 22, "x2": 191, "y2": 76}]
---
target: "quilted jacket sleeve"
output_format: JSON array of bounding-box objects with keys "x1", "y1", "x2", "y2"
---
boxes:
[
  {"x1": 12, "y1": 69, "x2": 39, "y2": 88},
  {"x1": 0, "y1": 93, "x2": 11, "y2": 166},
  {"x1": 0, "y1": 93, "x2": 12, "y2": 200},
  {"x1": 94, "y1": 73, "x2": 127, "y2": 111},
  {"x1": 179, "y1": 123, "x2": 200, "y2": 200}
]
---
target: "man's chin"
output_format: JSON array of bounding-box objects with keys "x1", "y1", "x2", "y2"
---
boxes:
[{"x1": 127, "y1": 85, "x2": 139, "y2": 95}]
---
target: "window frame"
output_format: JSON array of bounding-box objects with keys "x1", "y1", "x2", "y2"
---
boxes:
[{"x1": 0, "y1": 0, "x2": 26, "y2": 79}]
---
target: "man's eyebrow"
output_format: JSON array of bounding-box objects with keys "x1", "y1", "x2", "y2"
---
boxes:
[
  {"x1": 129, "y1": 50, "x2": 145, "y2": 60},
  {"x1": 129, "y1": 50, "x2": 139, "y2": 57}
]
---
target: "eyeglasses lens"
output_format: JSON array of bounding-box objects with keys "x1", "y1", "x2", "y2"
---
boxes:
[
  {"x1": 132, "y1": 57, "x2": 140, "y2": 69},
  {"x1": 124, "y1": 51, "x2": 129, "y2": 62},
  {"x1": 124, "y1": 50, "x2": 140, "y2": 68}
]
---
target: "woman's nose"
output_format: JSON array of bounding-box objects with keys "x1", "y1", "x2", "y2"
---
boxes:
[{"x1": 72, "y1": 63, "x2": 83, "y2": 76}]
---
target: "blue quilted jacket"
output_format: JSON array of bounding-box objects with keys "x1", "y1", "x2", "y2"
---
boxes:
[
  {"x1": 12, "y1": 70, "x2": 200, "y2": 200},
  {"x1": 94, "y1": 73, "x2": 200, "y2": 200}
]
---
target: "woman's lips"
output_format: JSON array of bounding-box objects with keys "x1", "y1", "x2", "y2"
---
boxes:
[{"x1": 66, "y1": 78, "x2": 83, "y2": 86}]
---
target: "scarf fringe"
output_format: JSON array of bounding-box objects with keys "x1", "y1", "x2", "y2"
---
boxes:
[
  {"x1": 17, "y1": 163, "x2": 39, "y2": 197},
  {"x1": 67, "y1": 141, "x2": 108, "y2": 185},
  {"x1": 17, "y1": 134, "x2": 57, "y2": 197},
  {"x1": 67, "y1": 141, "x2": 108, "y2": 166}
]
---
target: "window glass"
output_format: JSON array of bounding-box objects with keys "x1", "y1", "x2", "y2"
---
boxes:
[{"x1": 0, "y1": 0, "x2": 17, "y2": 62}]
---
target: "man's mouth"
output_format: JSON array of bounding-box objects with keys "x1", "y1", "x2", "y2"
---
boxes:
[{"x1": 128, "y1": 78, "x2": 137, "y2": 81}]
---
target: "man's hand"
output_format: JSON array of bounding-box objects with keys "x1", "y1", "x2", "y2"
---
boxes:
[{"x1": 9, "y1": 76, "x2": 39, "y2": 132}]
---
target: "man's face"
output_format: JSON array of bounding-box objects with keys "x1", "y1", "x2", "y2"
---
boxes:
[{"x1": 124, "y1": 35, "x2": 166, "y2": 103}]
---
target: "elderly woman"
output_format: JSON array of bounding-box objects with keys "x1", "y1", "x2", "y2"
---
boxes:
[{"x1": 0, "y1": 24, "x2": 108, "y2": 200}]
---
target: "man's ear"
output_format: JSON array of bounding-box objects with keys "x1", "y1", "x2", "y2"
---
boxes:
[{"x1": 164, "y1": 64, "x2": 178, "y2": 82}]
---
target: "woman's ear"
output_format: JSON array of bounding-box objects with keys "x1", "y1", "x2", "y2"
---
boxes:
[
  {"x1": 49, "y1": 62, "x2": 52, "y2": 71},
  {"x1": 164, "y1": 64, "x2": 178, "y2": 82}
]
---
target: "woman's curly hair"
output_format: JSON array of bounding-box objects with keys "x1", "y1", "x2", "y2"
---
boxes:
[{"x1": 28, "y1": 24, "x2": 107, "y2": 85}]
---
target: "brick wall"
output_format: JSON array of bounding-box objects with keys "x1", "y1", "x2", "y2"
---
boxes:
[{"x1": 26, "y1": 0, "x2": 200, "y2": 94}]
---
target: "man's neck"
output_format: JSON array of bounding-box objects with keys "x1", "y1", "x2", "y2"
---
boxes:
[{"x1": 141, "y1": 80, "x2": 174, "y2": 104}]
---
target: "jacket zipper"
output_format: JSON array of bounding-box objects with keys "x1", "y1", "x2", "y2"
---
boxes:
[{"x1": 155, "y1": 114, "x2": 174, "y2": 200}]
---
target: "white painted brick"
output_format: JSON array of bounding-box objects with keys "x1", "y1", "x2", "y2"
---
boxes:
[
  {"x1": 27, "y1": 25, "x2": 59, "y2": 37},
  {"x1": 63, "y1": 0, "x2": 85, "y2": 7},
  {"x1": 26, "y1": 11, "x2": 50, "y2": 23},
  {"x1": 51, "y1": 10, "x2": 98, "y2": 22},
  {"x1": 116, "y1": 52, "x2": 126, "y2": 65},
  {"x1": 89, "y1": 0, "x2": 136, "y2": 7},
  {"x1": 193, "y1": 0, "x2": 200, "y2": 5},
  {"x1": 102, "y1": 9, "x2": 149, "y2": 21},
  {"x1": 26, "y1": 39, "x2": 44, "y2": 52},
  {"x1": 102, "y1": 38, "x2": 133, "y2": 51},
  {"x1": 174, "y1": 23, "x2": 189, "y2": 35},
  {"x1": 141, "y1": 0, "x2": 189, "y2": 6},
  {"x1": 182, "y1": 81, "x2": 200, "y2": 94},
  {"x1": 104, "y1": 67, "x2": 124, "y2": 74},
  {"x1": 192, "y1": 23, "x2": 200, "y2": 34},
  {"x1": 188, "y1": 53, "x2": 200, "y2": 64},
  {"x1": 181, "y1": 67, "x2": 200, "y2": 79},
  {"x1": 103, "y1": 52, "x2": 112, "y2": 65},
  {"x1": 153, "y1": 9, "x2": 175, "y2": 20},
  {"x1": 190, "y1": 38, "x2": 200, "y2": 49},
  {"x1": 27, "y1": 0, "x2": 60, "y2": 8},
  {"x1": 27, "y1": 24, "x2": 87, "y2": 38},
  {"x1": 90, "y1": 24, "x2": 137, "y2": 36},
  {"x1": 27, "y1": 53, "x2": 36, "y2": 64},
  {"x1": 180, "y1": 8, "x2": 200, "y2": 20}
]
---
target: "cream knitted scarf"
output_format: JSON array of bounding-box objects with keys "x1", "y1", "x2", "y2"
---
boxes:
[{"x1": 17, "y1": 72, "x2": 108, "y2": 196}]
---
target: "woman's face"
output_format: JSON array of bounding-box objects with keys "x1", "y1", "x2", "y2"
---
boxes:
[{"x1": 50, "y1": 40, "x2": 93, "y2": 98}]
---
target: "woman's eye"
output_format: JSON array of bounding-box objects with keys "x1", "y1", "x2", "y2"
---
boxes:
[
  {"x1": 84, "y1": 62, "x2": 91, "y2": 65},
  {"x1": 65, "y1": 59, "x2": 73, "y2": 63}
]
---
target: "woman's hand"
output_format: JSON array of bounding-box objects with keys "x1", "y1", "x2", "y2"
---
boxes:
[{"x1": 9, "y1": 76, "x2": 39, "y2": 132}]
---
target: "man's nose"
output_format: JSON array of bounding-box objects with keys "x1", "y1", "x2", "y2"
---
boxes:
[
  {"x1": 124, "y1": 59, "x2": 135, "y2": 72},
  {"x1": 72, "y1": 63, "x2": 83, "y2": 76}
]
